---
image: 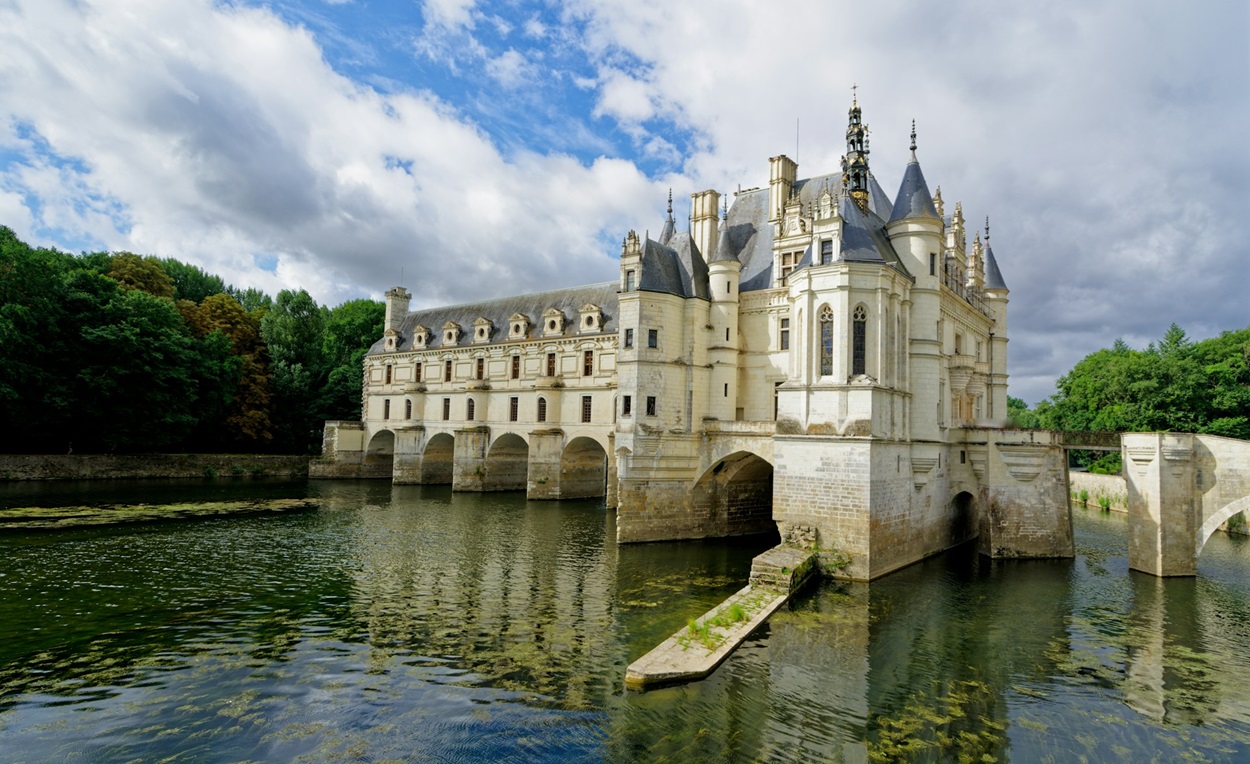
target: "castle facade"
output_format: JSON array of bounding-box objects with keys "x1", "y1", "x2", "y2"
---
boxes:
[{"x1": 315, "y1": 101, "x2": 1072, "y2": 579}]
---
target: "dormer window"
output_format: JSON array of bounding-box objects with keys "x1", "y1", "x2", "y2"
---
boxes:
[
  {"x1": 542, "y1": 308, "x2": 565, "y2": 337},
  {"x1": 443, "y1": 321, "x2": 461, "y2": 346},
  {"x1": 473, "y1": 317, "x2": 493, "y2": 344},
  {"x1": 508, "y1": 312, "x2": 530, "y2": 340},
  {"x1": 577, "y1": 303, "x2": 603, "y2": 334},
  {"x1": 413, "y1": 325, "x2": 430, "y2": 349},
  {"x1": 383, "y1": 327, "x2": 399, "y2": 352}
]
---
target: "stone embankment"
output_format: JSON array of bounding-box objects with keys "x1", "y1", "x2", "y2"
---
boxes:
[
  {"x1": 0, "y1": 454, "x2": 309, "y2": 481},
  {"x1": 625, "y1": 545, "x2": 819, "y2": 690},
  {"x1": 1069, "y1": 471, "x2": 1129, "y2": 512}
]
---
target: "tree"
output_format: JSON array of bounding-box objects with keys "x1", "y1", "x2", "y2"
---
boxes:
[
  {"x1": 1006, "y1": 396, "x2": 1041, "y2": 429},
  {"x1": 262, "y1": 289, "x2": 327, "y2": 453},
  {"x1": 318, "y1": 298, "x2": 384, "y2": 421},
  {"x1": 108, "y1": 252, "x2": 175, "y2": 299},
  {"x1": 161, "y1": 258, "x2": 228, "y2": 303}
]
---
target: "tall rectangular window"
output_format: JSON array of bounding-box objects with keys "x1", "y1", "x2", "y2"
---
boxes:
[
  {"x1": 475, "y1": 358, "x2": 484, "y2": 380},
  {"x1": 385, "y1": 365, "x2": 392, "y2": 384},
  {"x1": 442, "y1": 398, "x2": 450, "y2": 420},
  {"x1": 581, "y1": 395, "x2": 592, "y2": 423},
  {"x1": 647, "y1": 329, "x2": 658, "y2": 348},
  {"x1": 444, "y1": 360, "x2": 452, "y2": 382},
  {"x1": 405, "y1": 399, "x2": 412, "y2": 419},
  {"x1": 583, "y1": 350, "x2": 593, "y2": 376},
  {"x1": 624, "y1": 328, "x2": 634, "y2": 348},
  {"x1": 820, "y1": 239, "x2": 833, "y2": 265},
  {"x1": 466, "y1": 399, "x2": 475, "y2": 421},
  {"x1": 645, "y1": 396, "x2": 657, "y2": 416},
  {"x1": 415, "y1": 363, "x2": 422, "y2": 383},
  {"x1": 622, "y1": 395, "x2": 632, "y2": 417},
  {"x1": 820, "y1": 307, "x2": 834, "y2": 376},
  {"x1": 546, "y1": 352, "x2": 556, "y2": 376},
  {"x1": 723, "y1": 383, "x2": 729, "y2": 397},
  {"x1": 929, "y1": 253, "x2": 937, "y2": 276},
  {"x1": 537, "y1": 397, "x2": 547, "y2": 422},
  {"x1": 511, "y1": 355, "x2": 520, "y2": 379},
  {"x1": 625, "y1": 269, "x2": 635, "y2": 291},
  {"x1": 852, "y1": 306, "x2": 867, "y2": 377},
  {"x1": 780, "y1": 318, "x2": 790, "y2": 350},
  {"x1": 509, "y1": 396, "x2": 518, "y2": 421},
  {"x1": 383, "y1": 398, "x2": 390, "y2": 419}
]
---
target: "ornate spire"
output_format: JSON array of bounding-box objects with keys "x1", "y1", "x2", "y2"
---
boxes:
[
  {"x1": 845, "y1": 91, "x2": 871, "y2": 211},
  {"x1": 910, "y1": 119, "x2": 917, "y2": 153},
  {"x1": 985, "y1": 216, "x2": 990, "y2": 242},
  {"x1": 659, "y1": 188, "x2": 676, "y2": 246}
]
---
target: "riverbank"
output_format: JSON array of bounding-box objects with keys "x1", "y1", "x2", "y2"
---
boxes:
[
  {"x1": 0, "y1": 454, "x2": 309, "y2": 481},
  {"x1": 0, "y1": 498, "x2": 318, "y2": 531}
]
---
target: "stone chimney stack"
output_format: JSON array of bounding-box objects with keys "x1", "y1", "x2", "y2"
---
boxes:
[
  {"x1": 690, "y1": 189, "x2": 721, "y2": 264},
  {"x1": 384, "y1": 286, "x2": 411, "y2": 334},
  {"x1": 768, "y1": 155, "x2": 798, "y2": 222}
]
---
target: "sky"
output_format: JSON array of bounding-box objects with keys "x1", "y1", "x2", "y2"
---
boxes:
[{"x1": 1, "y1": 0, "x2": 1246, "y2": 405}]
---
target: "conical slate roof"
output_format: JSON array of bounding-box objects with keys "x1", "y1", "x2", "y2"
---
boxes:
[
  {"x1": 983, "y1": 243, "x2": 1008, "y2": 291},
  {"x1": 709, "y1": 222, "x2": 738, "y2": 263},
  {"x1": 887, "y1": 156, "x2": 939, "y2": 224}
]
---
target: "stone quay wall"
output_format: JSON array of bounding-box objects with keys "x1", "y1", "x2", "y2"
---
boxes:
[
  {"x1": 0, "y1": 454, "x2": 309, "y2": 481},
  {"x1": 1069, "y1": 471, "x2": 1128, "y2": 511}
]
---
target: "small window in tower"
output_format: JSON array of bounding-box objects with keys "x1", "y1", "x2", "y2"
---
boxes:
[
  {"x1": 583, "y1": 350, "x2": 593, "y2": 376},
  {"x1": 442, "y1": 398, "x2": 450, "y2": 420},
  {"x1": 645, "y1": 396, "x2": 657, "y2": 417},
  {"x1": 537, "y1": 397, "x2": 547, "y2": 422},
  {"x1": 383, "y1": 398, "x2": 390, "y2": 420},
  {"x1": 581, "y1": 395, "x2": 592, "y2": 423},
  {"x1": 929, "y1": 253, "x2": 937, "y2": 276},
  {"x1": 405, "y1": 399, "x2": 412, "y2": 419},
  {"x1": 511, "y1": 355, "x2": 520, "y2": 379},
  {"x1": 821, "y1": 239, "x2": 833, "y2": 265},
  {"x1": 724, "y1": 383, "x2": 729, "y2": 398},
  {"x1": 546, "y1": 352, "x2": 556, "y2": 376},
  {"x1": 725, "y1": 327, "x2": 730, "y2": 342},
  {"x1": 509, "y1": 396, "x2": 518, "y2": 422},
  {"x1": 445, "y1": 360, "x2": 453, "y2": 382},
  {"x1": 466, "y1": 399, "x2": 475, "y2": 421},
  {"x1": 647, "y1": 329, "x2": 658, "y2": 349},
  {"x1": 624, "y1": 328, "x2": 634, "y2": 348},
  {"x1": 780, "y1": 318, "x2": 790, "y2": 350},
  {"x1": 622, "y1": 395, "x2": 632, "y2": 417},
  {"x1": 625, "y1": 270, "x2": 636, "y2": 292}
]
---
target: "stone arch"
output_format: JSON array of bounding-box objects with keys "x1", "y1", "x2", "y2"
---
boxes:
[
  {"x1": 950, "y1": 490, "x2": 977, "y2": 546},
  {"x1": 364, "y1": 430, "x2": 395, "y2": 478},
  {"x1": 421, "y1": 432, "x2": 455, "y2": 484},
  {"x1": 1198, "y1": 495, "x2": 1250, "y2": 556},
  {"x1": 484, "y1": 432, "x2": 529, "y2": 491},
  {"x1": 691, "y1": 451, "x2": 776, "y2": 537},
  {"x1": 560, "y1": 436, "x2": 608, "y2": 499}
]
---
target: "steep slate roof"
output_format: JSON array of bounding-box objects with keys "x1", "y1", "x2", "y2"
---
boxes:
[
  {"x1": 983, "y1": 243, "x2": 1008, "y2": 291},
  {"x1": 724, "y1": 170, "x2": 906, "y2": 292},
  {"x1": 369, "y1": 281, "x2": 619, "y2": 355},
  {"x1": 638, "y1": 232, "x2": 710, "y2": 299},
  {"x1": 709, "y1": 221, "x2": 738, "y2": 263},
  {"x1": 887, "y1": 156, "x2": 939, "y2": 224}
]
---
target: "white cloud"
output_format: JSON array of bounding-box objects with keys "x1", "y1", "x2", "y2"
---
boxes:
[
  {"x1": 484, "y1": 48, "x2": 533, "y2": 89},
  {"x1": 593, "y1": 69, "x2": 654, "y2": 124}
]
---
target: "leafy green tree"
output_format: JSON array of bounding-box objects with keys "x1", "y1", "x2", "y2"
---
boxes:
[
  {"x1": 229, "y1": 285, "x2": 273, "y2": 314},
  {"x1": 262, "y1": 289, "x2": 327, "y2": 453},
  {"x1": 161, "y1": 258, "x2": 227, "y2": 303},
  {"x1": 318, "y1": 299, "x2": 384, "y2": 421},
  {"x1": 1006, "y1": 396, "x2": 1041, "y2": 429}
]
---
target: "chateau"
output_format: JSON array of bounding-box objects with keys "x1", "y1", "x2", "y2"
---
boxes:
[{"x1": 315, "y1": 100, "x2": 1072, "y2": 580}]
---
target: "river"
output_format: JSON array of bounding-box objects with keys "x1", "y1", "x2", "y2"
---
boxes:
[{"x1": 0, "y1": 479, "x2": 1247, "y2": 762}]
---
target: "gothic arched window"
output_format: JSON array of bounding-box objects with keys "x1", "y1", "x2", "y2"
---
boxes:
[
  {"x1": 466, "y1": 398, "x2": 475, "y2": 421},
  {"x1": 537, "y1": 397, "x2": 547, "y2": 423},
  {"x1": 819, "y1": 305, "x2": 834, "y2": 376},
  {"x1": 853, "y1": 305, "x2": 868, "y2": 377}
]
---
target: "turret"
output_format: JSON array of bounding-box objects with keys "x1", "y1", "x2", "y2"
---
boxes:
[
  {"x1": 982, "y1": 218, "x2": 1010, "y2": 424},
  {"x1": 620, "y1": 230, "x2": 642, "y2": 292},
  {"x1": 844, "y1": 93, "x2": 871, "y2": 211},
  {"x1": 707, "y1": 205, "x2": 741, "y2": 420},
  {"x1": 384, "y1": 286, "x2": 411, "y2": 334}
]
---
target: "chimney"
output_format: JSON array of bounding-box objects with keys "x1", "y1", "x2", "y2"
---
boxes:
[{"x1": 384, "y1": 286, "x2": 411, "y2": 333}]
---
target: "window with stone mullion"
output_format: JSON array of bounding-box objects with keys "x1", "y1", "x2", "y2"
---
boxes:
[{"x1": 819, "y1": 305, "x2": 834, "y2": 376}]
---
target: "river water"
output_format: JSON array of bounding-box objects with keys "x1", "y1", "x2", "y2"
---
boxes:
[{"x1": 0, "y1": 479, "x2": 1247, "y2": 763}]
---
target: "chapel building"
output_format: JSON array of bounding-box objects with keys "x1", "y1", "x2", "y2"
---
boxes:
[{"x1": 315, "y1": 100, "x2": 1071, "y2": 580}]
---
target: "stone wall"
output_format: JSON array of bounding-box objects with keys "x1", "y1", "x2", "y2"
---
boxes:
[
  {"x1": 1069, "y1": 471, "x2": 1128, "y2": 511},
  {"x1": 0, "y1": 454, "x2": 309, "y2": 481}
]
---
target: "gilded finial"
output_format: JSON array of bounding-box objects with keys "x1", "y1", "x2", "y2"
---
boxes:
[{"x1": 910, "y1": 120, "x2": 917, "y2": 153}]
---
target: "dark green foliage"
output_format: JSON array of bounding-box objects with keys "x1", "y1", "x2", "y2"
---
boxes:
[
  {"x1": 1031, "y1": 324, "x2": 1250, "y2": 446},
  {"x1": 161, "y1": 258, "x2": 227, "y2": 303},
  {"x1": 0, "y1": 228, "x2": 380, "y2": 455},
  {"x1": 1007, "y1": 396, "x2": 1041, "y2": 429}
]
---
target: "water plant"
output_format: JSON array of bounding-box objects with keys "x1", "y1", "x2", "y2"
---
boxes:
[
  {"x1": 204, "y1": 466, "x2": 218, "y2": 479},
  {"x1": 1098, "y1": 494, "x2": 1112, "y2": 511},
  {"x1": 1077, "y1": 488, "x2": 1089, "y2": 505}
]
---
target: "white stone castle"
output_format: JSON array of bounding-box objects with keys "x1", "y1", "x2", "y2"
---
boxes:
[{"x1": 316, "y1": 99, "x2": 1072, "y2": 580}]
